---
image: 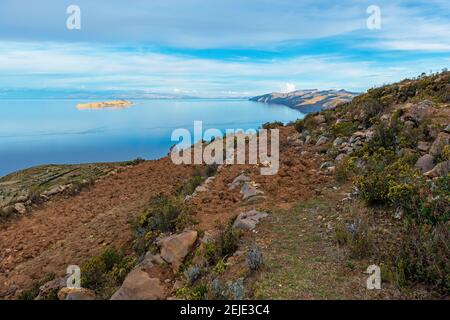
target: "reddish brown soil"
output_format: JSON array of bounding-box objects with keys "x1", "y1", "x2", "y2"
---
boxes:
[{"x1": 0, "y1": 126, "x2": 329, "y2": 299}]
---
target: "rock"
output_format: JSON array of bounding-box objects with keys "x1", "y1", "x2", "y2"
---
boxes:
[
  {"x1": 36, "y1": 277, "x2": 67, "y2": 300},
  {"x1": 305, "y1": 135, "x2": 312, "y2": 144},
  {"x1": 320, "y1": 161, "x2": 334, "y2": 170},
  {"x1": 404, "y1": 100, "x2": 435, "y2": 123},
  {"x1": 335, "y1": 118, "x2": 350, "y2": 124},
  {"x1": 335, "y1": 153, "x2": 346, "y2": 162},
  {"x1": 228, "y1": 174, "x2": 250, "y2": 190},
  {"x1": 415, "y1": 154, "x2": 435, "y2": 173},
  {"x1": 233, "y1": 210, "x2": 269, "y2": 231},
  {"x1": 172, "y1": 280, "x2": 184, "y2": 292},
  {"x1": 394, "y1": 207, "x2": 404, "y2": 220},
  {"x1": 110, "y1": 269, "x2": 166, "y2": 300},
  {"x1": 314, "y1": 114, "x2": 326, "y2": 124},
  {"x1": 137, "y1": 252, "x2": 165, "y2": 272},
  {"x1": 444, "y1": 124, "x2": 450, "y2": 133},
  {"x1": 14, "y1": 203, "x2": 26, "y2": 214},
  {"x1": 429, "y1": 132, "x2": 450, "y2": 158},
  {"x1": 417, "y1": 141, "x2": 431, "y2": 152},
  {"x1": 57, "y1": 287, "x2": 96, "y2": 300},
  {"x1": 159, "y1": 230, "x2": 198, "y2": 272},
  {"x1": 333, "y1": 137, "x2": 344, "y2": 147},
  {"x1": 424, "y1": 161, "x2": 450, "y2": 178},
  {"x1": 240, "y1": 182, "x2": 263, "y2": 200},
  {"x1": 316, "y1": 136, "x2": 329, "y2": 146},
  {"x1": 246, "y1": 247, "x2": 263, "y2": 270},
  {"x1": 44, "y1": 185, "x2": 66, "y2": 197},
  {"x1": 184, "y1": 265, "x2": 201, "y2": 284}
]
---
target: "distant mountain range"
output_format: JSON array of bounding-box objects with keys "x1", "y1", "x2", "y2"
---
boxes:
[
  {"x1": 249, "y1": 89, "x2": 359, "y2": 112},
  {"x1": 0, "y1": 89, "x2": 198, "y2": 100}
]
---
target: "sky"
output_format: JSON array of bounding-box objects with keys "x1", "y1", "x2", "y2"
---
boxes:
[{"x1": 0, "y1": 0, "x2": 449, "y2": 98}]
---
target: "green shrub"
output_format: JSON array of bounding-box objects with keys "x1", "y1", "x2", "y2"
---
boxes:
[
  {"x1": 334, "y1": 220, "x2": 373, "y2": 259},
  {"x1": 293, "y1": 119, "x2": 304, "y2": 133},
  {"x1": 384, "y1": 223, "x2": 449, "y2": 295},
  {"x1": 18, "y1": 272, "x2": 56, "y2": 300},
  {"x1": 178, "y1": 175, "x2": 204, "y2": 197},
  {"x1": 262, "y1": 121, "x2": 284, "y2": 129},
  {"x1": 331, "y1": 121, "x2": 358, "y2": 137},
  {"x1": 81, "y1": 247, "x2": 134, "y2": 297},
  {"x1": 138, "y1": 194, "x2": 186, "y2": 233},
  {"x1": 216, "y1": 220, "x2": 241, "y2": 258}
]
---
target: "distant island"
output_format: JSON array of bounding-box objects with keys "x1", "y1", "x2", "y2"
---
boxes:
[
  {"x1": 250, "y1": 89, "x2": 358, "y2": 112},
  {"x1": 76, "y1": 100, "x2": 134, "y2": 110}
]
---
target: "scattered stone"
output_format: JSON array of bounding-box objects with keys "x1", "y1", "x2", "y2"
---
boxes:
[
  {"x1": 417, "y1": 141, "x2": 431, "y2": 152},
  {"x1": 394, "y1": 207, "x2": 404, "y2": 220},
  {"x1": 233, "y1": 210, "x2": 269, "y2": 231},
  {"x1": 228, "y1": 278, "x2": 245, "y2": 300},
  {"x1": 314, "y1": 114, "x2": 326, "y2": 124},
  {"x1": 240, "y1": 182, "x2": 264, "y2": 201},
  {"x1": 228, "y1": 174, "x2": 250, "y2": 190},
  {"x1": 159, "y1": 230, "x2": 198, "y2": 272},
  {"x1": 429, "y1": 132, "x2": 450, "y2": 158},
  {"x1": 184, "y1": 265, "x2": 201, "y2": 284},
  {"x1": 316, "y1": 136, "x2": 329, "y2": 146},
  {"x1": 57, "y1": 287, "x2": 96, "y2": 300},
  {"x1": 415, "y1": 154, "x2": 435, "y2": 173},
  {"x1": 172, "y1": 280, "x2": 184, "y2": 292},
  {"x1": 305, "y1": 135, "x2": 312, "y2": 144},
  {"x1": 14, "y1": 203, "x2": 26, "y2": 215},
  {"x1": 333, "y1": 137, "x2": 344, "y2": 147},
  {"x1": 36, "y1": 277, "x2": 67, "y2": 300},
  {"x1": 111, "y1": 269, "x2": 166, "y2": 300},
  {"x1": 424, "y1": 161, "x2": 450, "y2": 178},
  {"x1": 320, "y1": 161, "x2": 334, "y2": 170},
  {"x1": 444, "y1": 124, "x2": 450, "y2": 133},
  {"x1": 335, "y1": 153, "x2": 346, "y2": 162},
  {"x1": 246, "y1": 247, "x2": 263, "y2": 271}
]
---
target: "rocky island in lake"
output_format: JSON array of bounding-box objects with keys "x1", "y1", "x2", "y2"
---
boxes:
[{"x1": 76, "y1": 100, "x2": 133, "y2": 110}]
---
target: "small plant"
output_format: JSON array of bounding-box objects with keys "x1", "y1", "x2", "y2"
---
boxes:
[
  {"x1": 18, "y1": 272, "x2": 56, "y2": 300},
  {"x1": 262, "y1": 121, "x2": 284, "y2": 129},
  {"x1": 185, "y1": 265, "x2": 201, "y2": 284},
  {"x1": 333, "y1": 219, "x2": 372, "y2": 259},
  {"x1": 178, "y1": 175, "x2": 204, "y2": 197},
  {"x1": 216, "y1": 220, "x2": 241, "y2": 258},
  {"x1": 246, "y1": 247, "x2": 263, "y2": 271}
]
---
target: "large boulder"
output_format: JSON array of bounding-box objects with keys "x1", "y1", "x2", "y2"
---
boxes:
[
  {"x1": 424, "y1": 161, "x2": 450, "y2": 178},
  {"x1": 57, "y1": 287, "x2": 96, "y2": 300},
  {"x1": 415, "y1": 154, "x2": 435, "y2": 173},
  {"x1": 429, "y1": 132, "x2": 450, "y2": 158},
  {"x1": 110, "y1": 269, "x2": 166, "y2": 300},
  {"x1": 233, "y1": 210, "x2": 269, "y2": 231},
  {"x1": 159, "y1": 230, "x2": 198, "y2": 272}
]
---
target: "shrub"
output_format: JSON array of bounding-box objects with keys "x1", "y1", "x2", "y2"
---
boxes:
[
  {"x1": 383, "y1": 223, "x2": 449, "y2": 294},
  {"x1": 293, "y1": 119, "x2": 304, "y2": 133},
  {"x1": 81, "y1": 247, "x2": 134, "y2": 297},
  {"x1": 334, "y1": 219, "x2": 373, "y2": 258},
  {"x1": 18, "y1": 272, "x2": 56, "y2": 300},
  {"x1": 206, "y1": 163, "x2": 219, "y2": 177},
  {"x1": 331, "y1": 121, "x2": 358, "y2": 137},
  {"x1": 137, "y1": 194, "x2": 186, "y2": 233},
  {"x1": 216, "y1": 220, "x2": 241, "y2": 258},
  {"x1": 178, "y1": 175, "x2": 204, "y2": 197},
  {"x1": 262, "y1": 121, "x2": 284, "y2": 129},
  {"x1": 334, "y1": 156, "x2": 355, "y2": 184}
]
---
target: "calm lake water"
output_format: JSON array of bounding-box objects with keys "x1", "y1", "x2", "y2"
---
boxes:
[{"x1": 0, "y1": 99, "x2": 304, "y2": 177}]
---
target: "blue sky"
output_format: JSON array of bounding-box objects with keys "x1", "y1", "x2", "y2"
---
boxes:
[{"x1": 0, "y1": 0, "x2": 449, "y2": 97}]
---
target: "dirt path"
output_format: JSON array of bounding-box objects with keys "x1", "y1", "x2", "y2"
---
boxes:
[{"x1": 0, "y1": 158, "x2": 193, "y2": 298}]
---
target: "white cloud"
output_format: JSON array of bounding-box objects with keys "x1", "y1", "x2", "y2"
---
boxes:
[{"x1": 280, "y1": 83, "x2": 296, "y2": 93}]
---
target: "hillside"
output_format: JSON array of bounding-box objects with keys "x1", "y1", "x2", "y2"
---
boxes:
[
  {"x1": 250, "y1": 89, "x2": 358, "y2": 112},
  {"x1": 0, "y1": 71, "x2": 448, "y2": 300}
]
